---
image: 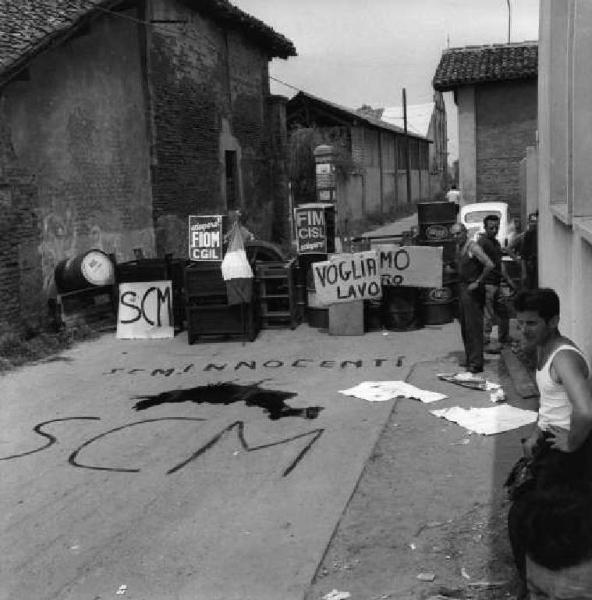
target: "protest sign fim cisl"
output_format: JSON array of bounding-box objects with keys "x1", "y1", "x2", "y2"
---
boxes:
[
  {"x1": 188, "y1": 215, "x2": 223, "y2": 261},
  {"x1": 294, "y1": 206, "x2": 327, "y2": 253}
]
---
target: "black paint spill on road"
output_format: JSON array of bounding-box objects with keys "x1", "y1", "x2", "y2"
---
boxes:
[{"x1": 132, "y1": 382, "x2": 324, "y2": 421}]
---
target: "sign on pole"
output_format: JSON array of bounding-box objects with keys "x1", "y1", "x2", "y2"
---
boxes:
[
  {"x1": 294, "y1": 206, "x2": 327, "y2": 253},
  {"x1": 376, "y1": 245, "x2": 443, "y2": 288},
  {"x1": 188, "y1": 215, "x2": 223, "y2": 261},
  {"x1": 117, "y1": 281, "x2": 174, "y2": 339},
  {"x1": 312, "y1": 251, "x2": 382, "y2": 305}
]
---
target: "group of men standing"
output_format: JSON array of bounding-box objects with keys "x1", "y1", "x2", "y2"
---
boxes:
[
  {"x1": 446, "y1": 197, "x2": 592, "y2": 598},
  {"x1": 450, "y1": 213, "x2": 515, "y2": 373}
]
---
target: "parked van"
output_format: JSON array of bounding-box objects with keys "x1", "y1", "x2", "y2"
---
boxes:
[{"x1": 459, "y1": 201, "x2": 511, "y2": 248}]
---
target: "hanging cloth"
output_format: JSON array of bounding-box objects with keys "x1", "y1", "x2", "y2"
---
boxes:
[{"x1": 221, "y1": 218, "x2": 253, "y2": 305}]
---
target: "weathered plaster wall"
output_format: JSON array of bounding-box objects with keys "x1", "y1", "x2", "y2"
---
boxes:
[
  {"x1": 457, "y1": 86, "x2": 476, "y2": 205},
  {"x1": 538, "y1": 0, "x2": 592, "y2": 358}
]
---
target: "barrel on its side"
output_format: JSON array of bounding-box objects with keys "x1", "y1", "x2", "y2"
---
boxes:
[{"x1": 54, "y1": 250, "x2": 115, "y2": 293}]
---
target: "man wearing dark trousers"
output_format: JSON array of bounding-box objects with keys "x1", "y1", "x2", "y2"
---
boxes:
[
  {"x1": 450, "y1": 223, "x2": 494, "y2": 373},
  {"x1": 519, "y1": 482, "x2": 592, "y2": 599},
  {"x1": 478, "y1": 214, "x2": 512, "y2": 353}
]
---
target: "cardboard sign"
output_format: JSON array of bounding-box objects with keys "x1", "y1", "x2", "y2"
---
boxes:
[
  {"x1": 117, "y1": 281, "x2": 174, "y2": 339},
  {"x1": 188, "y1": 215, "x2": 223, "y2": 261},
  {"x1": 376, "y1": 245, "x2": 443, "y2": 288},
  {"x1": 294, "y1": 206, "x2": 327, "y2": 253},
  {"x1": 312, "y1": 251, "x2": 382, "y2": 305}
]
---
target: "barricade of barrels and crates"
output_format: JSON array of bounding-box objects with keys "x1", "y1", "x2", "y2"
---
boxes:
[
  {"x1": 52, "y1": 202, "x2": 460, "y2": 336},
  {"x1": 300, "y1": 201, "x2": 460, "y2": 333},
  {"x1": 51, "y1": 243, "x2": 302, "y2": 340}
]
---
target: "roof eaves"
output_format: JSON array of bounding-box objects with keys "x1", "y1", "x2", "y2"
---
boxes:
[
  {"x1": 432, "y1": 41, "x2": 538, "y2": 92},
  {"x1": 0, "y1": 0, "x2": 124, "y2": 89},
  {"x1": 292, "y1": 92, "x2": 430, "y2": 141},
  {"x1": 182, "y1": 0, "x2": 296, "y2": 59}
]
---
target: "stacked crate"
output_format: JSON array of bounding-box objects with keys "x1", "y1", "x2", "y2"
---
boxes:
[
  {"x1": 255, "y1": 259, "x2": 298, "y2": 329},
  {"x1": 184, "y1": 263, "x2": 259, "y2": 344}
]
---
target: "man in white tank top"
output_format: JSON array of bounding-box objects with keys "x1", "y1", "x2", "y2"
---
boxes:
[
  {"x1": 514, "y1": 288, "x2": 592, "y2": 461},
  {"x1": 507, "y1": 288, "x2": 592, "y2": 599}
]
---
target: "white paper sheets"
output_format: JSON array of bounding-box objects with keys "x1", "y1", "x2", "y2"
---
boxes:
[
  {"x1": 430, "y1": 404, "x2": 537, "y2": 435},
  {"x1": 339, "y1": 381, "x2": 447, "y2": 404}
]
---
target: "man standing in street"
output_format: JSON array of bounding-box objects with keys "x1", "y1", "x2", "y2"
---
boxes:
[
  {"x1": 450, "y1": 223, "x2": 494, "y2": 373},
  {"x1": 478, "y1": 214, "x2": 513, "y2": 353},
  {"x1": 520, "y1": 211, "x2": 538, "y2": 289},
  {"x1": 445, "y1": 184, "x2": 461, "y2": 215},
  {"x1": 506, "y1": 288, "x2": 592, "y2": 596}
]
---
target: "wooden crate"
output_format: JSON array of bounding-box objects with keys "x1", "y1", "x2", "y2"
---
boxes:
[
  {"x1": 255, "y1": 259, "x2": 299, "y2": 329},
  {"x1": 186, "y1": 302, "x2": 258, "y2": 344},
  {"x1": 185, "y1": 263, "x2": 227, "y2": 305},
  {"x1": 57, "y1": 285, "x2": 116, "y2": 328}
]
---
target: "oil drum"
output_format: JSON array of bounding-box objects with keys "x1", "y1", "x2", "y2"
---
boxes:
[
  {"x1": 419, "y1": 281, "x2": 458, "y2": 325},
  {"x1": 382, "y1": 286, "x2": 421, "y2": 331},
  {"x1": 417, "y1": 202, "x2": 457, "y2": 241},
  {"x1": 54, "y1": 250, "x2": 114, "y2": 293}
]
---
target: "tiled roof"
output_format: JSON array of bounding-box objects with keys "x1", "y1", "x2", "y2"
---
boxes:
[
  {"x1": 287, "y1": 91, "x2": 430, "y2": 142},
  {"x1": 0, "y1": 0, "x2": 296, "y2": 86},
  {"x1": 433, "y1": 41, "x2": 537, "y2": 91}
]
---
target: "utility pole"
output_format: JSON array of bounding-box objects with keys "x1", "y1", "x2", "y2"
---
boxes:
[
  {"x1": 506, "y1": 0, "x2": 511, "y2": 43},
  {"x1": 403, "y1": 88, "x2": 412, "y2": 205}
]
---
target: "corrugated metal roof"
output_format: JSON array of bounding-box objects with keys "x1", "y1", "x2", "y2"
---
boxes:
[
  {"x1": 433, "y1": 41, "x2": 537, "y2": 91},
  {"x1": 288, "y1": 91, "x2": 430, "y2": 142},
  {"x1": 0, "y1": 0, "x2": 296, "y2": 87}
]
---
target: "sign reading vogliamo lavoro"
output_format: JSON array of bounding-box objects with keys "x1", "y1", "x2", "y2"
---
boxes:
[
  {"x1": 376, "y1": 245, "x2": 443, "y2": 288},
  {"x1": 294, "y1": 206, "x2": 327, "y2": 253},
  {"x1": 312, "y1": 251, "x2": 382, "y2": 305},
  {"x1": 188, "y1": 215, "x2": 223, "y2": 261}
]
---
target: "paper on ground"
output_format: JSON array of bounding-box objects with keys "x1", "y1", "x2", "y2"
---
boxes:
[
  {"x1": 430, "y1": 404, "x2": 537, "y2": 435},
  {"x1": 437, "y1": 372, "x2": 503, "y2": 391},
  {"x1": 339, "y1": 381, "x2": 447, "y2": 403}
]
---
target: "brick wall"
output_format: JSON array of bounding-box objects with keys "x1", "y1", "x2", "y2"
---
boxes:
[
  {"x1": 149, "y1": 0, "x2": 282, "y2": 253},
  {"x1": 476, "y1": 80, "x2": 537, "y2": 216},
  {"x1": 0, "y1": 8, "x2": 154, "y2": 325}
]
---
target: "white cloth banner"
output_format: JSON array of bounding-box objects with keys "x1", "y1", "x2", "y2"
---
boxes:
[
  {"x1": 117, "y1": 281, "x2": 174, "y2": 339},
  {"x1": 430, "y1": 405, "x2": 538, "y2": 435},
  {"x1": 339, "y1": 381, "x2": 447, "y2": 404},
  {"x1": 312, "y1": 251, "x2": 382, "y2": 305}
]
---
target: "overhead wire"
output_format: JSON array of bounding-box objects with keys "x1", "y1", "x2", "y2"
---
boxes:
[{"x1": 85, "y1": 2, "x2": 431, "y2": 108}]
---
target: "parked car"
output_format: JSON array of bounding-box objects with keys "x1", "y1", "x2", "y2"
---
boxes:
[{"x1": 459, "y1": 201, "x2": 512, "y2": 247}]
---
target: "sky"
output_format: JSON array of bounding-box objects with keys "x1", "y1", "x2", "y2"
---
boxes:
[{"x1": 230, "y1": 0, "x2": 540, "y2": 160}]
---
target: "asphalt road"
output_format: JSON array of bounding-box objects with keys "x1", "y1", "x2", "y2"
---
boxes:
[{"x1": 1, "y1": 320, "x2": 460, "y2": 600}]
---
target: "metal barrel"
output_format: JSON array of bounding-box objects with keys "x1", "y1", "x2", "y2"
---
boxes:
[
  {"x1": 54, "y1": 250, "x2": 114, "y2": 293},
  {"x1": 382, "y1": 286, "x2": 421, "y2": 331},
  {"x1": 417, "y1": 201, "x2": 457, "y2": 242}
]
